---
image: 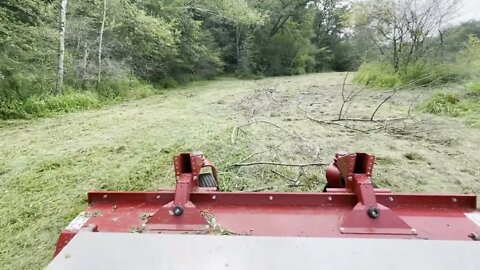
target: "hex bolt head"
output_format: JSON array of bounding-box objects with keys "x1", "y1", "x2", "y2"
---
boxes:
[
  {"x1": 269, "y1": 196, "x2": 274, "y2": 201},
  {"x1": 172, "y1": 206, "x2": 184, "y2": 216},
  {"x1": 212, "y1": 195, "x2": 216, "y2": 200},
  {"x1": 388, "y1": 197, "x2": 394, "y2": 202},
  {"x1": 367, "y1": 207, "x2": 380, "y2": 219},
  {"x1": 452, "y1": 198, "x2": 457, "y2": 203},
  {"x1": 339, "y1": 227, "x2": 345, "y2": 233},
  {"x1": 411, "y1": 228, "x2": 417, "y2": 234},
  {"x1": 347, "y1": 176, "x2": 353, "y2": 181}
]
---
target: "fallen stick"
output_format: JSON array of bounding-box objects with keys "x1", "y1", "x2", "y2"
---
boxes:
[
  {"x1": 306, "y1": 115, "x2": 370, "y2": 134},
  {"x1": 231, "y1": 161, "x2": 327, "y2": 168}
]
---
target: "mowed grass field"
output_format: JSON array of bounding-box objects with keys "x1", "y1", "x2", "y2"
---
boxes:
[{"x1": 1, "y1": 73, "x2": 480, "y2": 269}]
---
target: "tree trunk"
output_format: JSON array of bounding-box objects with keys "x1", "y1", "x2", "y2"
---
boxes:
[
  {"x1": 235, "y1": 24, "x2": 242, "y2": 67},
  {"x1": 55, "y1": 0, "x2": 68, "y2": 95},
  {"x1": 97, "y1": 0, "x2": 107, "y2": 84},
  {"x1": 82, "y1": 43, "x2": 89, "y2": 87}
]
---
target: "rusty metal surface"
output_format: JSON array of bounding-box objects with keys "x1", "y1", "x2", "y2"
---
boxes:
[{"x1": 47, "y1": 232, "x2": 480, "y2": 270}]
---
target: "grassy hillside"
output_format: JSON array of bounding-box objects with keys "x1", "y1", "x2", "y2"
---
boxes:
[{"x1": 1, "y1": 73, "x2": 480, "y2": 269}]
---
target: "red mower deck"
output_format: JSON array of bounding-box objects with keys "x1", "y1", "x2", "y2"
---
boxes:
[{"x1": 49, "y1": 152, "x2": 480, "y2": 269}]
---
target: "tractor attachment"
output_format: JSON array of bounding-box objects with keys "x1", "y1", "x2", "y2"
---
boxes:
[{"x1": 47, "y1": 152, "x2": 480, "y2": 269}]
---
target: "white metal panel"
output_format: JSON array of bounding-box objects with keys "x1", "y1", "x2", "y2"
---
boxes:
[{"x1": 46, "y1": 232, "x2": 480, "y2": 270}]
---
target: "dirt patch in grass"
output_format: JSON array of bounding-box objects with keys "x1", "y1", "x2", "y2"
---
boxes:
[{"x1": 1, "y1": 74, "x2": 480, "y2": 269}]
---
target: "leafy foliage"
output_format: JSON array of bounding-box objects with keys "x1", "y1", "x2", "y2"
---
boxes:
[
  {"x1": 466, "y1": 82, "x2": 480, "y2": 96},
  {"x1": 354, "y1": 63, "x2": 401, "y2": 88},
  {"x1": 0, "y1": 92, "x2": 100, "y2": 119},
  {"x1": 1, "y1": 0, "x2": 356, "y2": 119},
  {"x1": 423, "y1": 92, "x2": 461, "y2": 116}
]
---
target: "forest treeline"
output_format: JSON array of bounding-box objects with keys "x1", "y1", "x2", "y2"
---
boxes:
[{"x1": 1, "y1": 0, "x2": 479, "y2": 119}]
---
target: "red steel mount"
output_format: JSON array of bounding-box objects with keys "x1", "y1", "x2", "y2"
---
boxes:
[
  {"x1": 146, "y1": 152, "x2": 219, "y2": 231},
  {"x1": 325, "y1": 152, "x2": 414, "y2": 235},
  {"x1": 150, "y1": 152, "x2": 415, "y2": 234}
]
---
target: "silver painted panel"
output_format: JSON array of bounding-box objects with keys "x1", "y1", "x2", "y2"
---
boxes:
[{"x1": 46, "y1": 232, "x2": 480, "y2": 270}]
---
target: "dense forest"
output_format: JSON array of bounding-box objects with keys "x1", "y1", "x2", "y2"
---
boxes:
[{"x1": 1, "y1": 0, "x2": 479, "y2": 119}]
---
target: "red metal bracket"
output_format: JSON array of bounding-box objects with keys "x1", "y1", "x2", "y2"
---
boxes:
[
  {"x1": 145, "y1": 152, "x2": 219, "y2": 231},
  {"x1": 326, "y1": 153, "x2": 415, "y2": 235}
]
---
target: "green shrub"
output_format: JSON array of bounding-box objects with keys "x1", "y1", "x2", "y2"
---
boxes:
[
  {"x1": 23, "y1": 92, "x2": 101, "y2": 117},
  {"x1": 95, "y1": 78, "x2": 156, "y2": 99},
  {"x1": 400, "y1": 63, "x2": 459, "y2": 86},
  {"x1": 0, "y1": 77, "x2": 159, "y2": 120},
  {"x1": 0, "y1": 92, "x2": 101, "y2": 119},
  {"x1": 423, "y1": 92, "x2": 462, "y2": 116},
  {"x1": 466, "y1": 82, "x2": 480, "y2": 96},
  {"x1": 235, "y1": 71, "x2": 263, "y2": 80},
  {"x1": 354, "y1": 63, "x2": 401, "y2": 88},
  {"x1": 0, "y1": 99, "x2": 28, "y2": 119},
  {"x1": 355, "y1": 62, "x2": 461, "y2": 89},
  {"x1": 156, "y1": 78, "x2": 179, "y2": 89}
]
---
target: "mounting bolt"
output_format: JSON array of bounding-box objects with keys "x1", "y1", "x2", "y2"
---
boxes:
[
  {"x1": 411, "y1": 228, "x2": 417, "y2": 234},
  {"x1": 193, "y1": 176, "x2": 198, "y2": 181},
  {"x1": 269, "y1": 196, "x2": 274, "y2": 201},
  {"x1": 367, "y1": 207, "x2": 380, "y2": 219},
  {"x1": 103, "y1": 194, "x2": 108, "y2": 199},
  {"x1": 452, "y1": 198, "x2": 457, "y2": 203},
  {"x1": 156, "y1": 195, "x2": 161, "y2": 199},
  {"x1": 388, "y1": 197, "x2": 394, "y2": 202},
  {"x1": 327, "y1": 196, "x2": 332, "y2": 201},
  {"x1": 212, "y1": 195, "x2": 216, "y2": 200},
  {"x1": 172, "y1": 206, "x2": 184, "y2": 216},
  {"x1": 339, "y1": 227, "x2": 345, "y2": 233},
  {"x1": 347, "y1": 176, "x2": 353, "y2": 182}
]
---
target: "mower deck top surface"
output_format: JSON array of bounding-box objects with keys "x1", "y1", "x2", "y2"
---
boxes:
[
  {"x1": 82, "y1": 191, "x2": 480, "y2": 240},
  {"x1": 47, "y1": 232, "x2": 480, "y2": 270}
]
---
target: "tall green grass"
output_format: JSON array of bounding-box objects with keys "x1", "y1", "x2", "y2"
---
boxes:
[
  {"x1": 423, "y1": 91, "x2": 480, "y2": 127},
  {"x1": 0, "y1": 92, "x2": 101, "y2": 120},
  {"x1": 0, "y1": 79, "x2": 158, "y2": 120},
  {"x1": 423, "y1": 92, "x2": 462, "y2": 116},
  {"x1": 466, "y1": 82, "x2": 480, "y2": 96},
  {"x1": 0, "y1": 74, "x2": 214, "y2": 120},
  {"x1": 355, "y1": 62, "x2": 461, "y2": 88},
  {"x1": 354, "y1": 63, "x2": 401, "y2": 88}
]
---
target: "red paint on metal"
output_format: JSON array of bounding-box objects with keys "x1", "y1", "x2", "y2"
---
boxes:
[
  {"x1": 146, "y1": 201, "x2": 208, "y2": 231},
  {"x1": 54, "y1": 230, "x2": 77, "y2": 256},
  {"x1": 88, "y1": 191, "x2": 477, "y2": 209},
  {"x1": 53, "y1": 152, "x2": 480, "y2": 258},
  {"x1": 326, "y1": 153, "x2": 415, "y2": 234},
  {"x1": 144, "y1": 152, "x2": 216, "y2": 231},
  {"x1": 80, "y1": 191, "x2": 479, "y2": 240},
  {"x1": 325, "y1": 164, "x2": 342, "y2": 188}
]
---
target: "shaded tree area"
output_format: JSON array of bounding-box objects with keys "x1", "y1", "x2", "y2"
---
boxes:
[
  {"x1": 0, "y1": 0, "x2": 353, "y2": 104},
  {"x1": 351, "y1": 0, "x2": 480, "y2": 89},
  {"x1": 2, "y1": 0, "x2": 479, "y2": 120}
]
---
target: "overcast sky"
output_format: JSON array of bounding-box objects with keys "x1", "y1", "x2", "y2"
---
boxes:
[{"x1": 450, "y1": 1, "x2": 480, "y2": 24}]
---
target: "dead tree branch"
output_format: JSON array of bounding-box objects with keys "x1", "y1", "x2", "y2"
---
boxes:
[
  {"x1": 231, "y1": 161, "x2": 327, "y2": 168},
  {"x1": 306, "y1": 115, "x2": 371, "y2": 134},
  {"x1": 231, "y1": 120, "x2": 294, "y2": 144},
  {"x1": 337, "y1": 73, "x2": 366, "y2": 120}
]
